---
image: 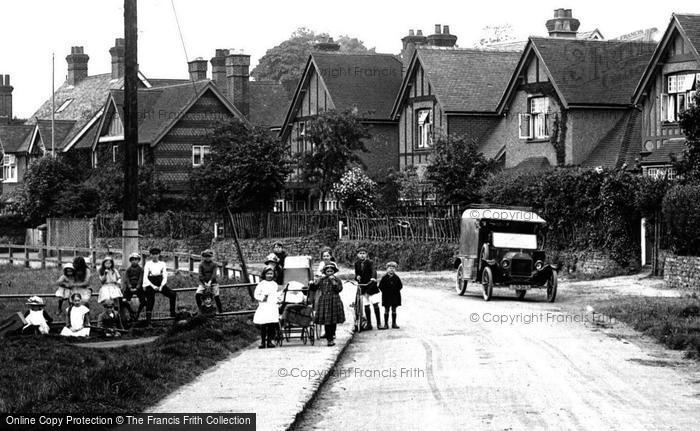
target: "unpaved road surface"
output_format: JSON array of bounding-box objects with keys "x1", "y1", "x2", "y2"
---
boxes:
[{"x1": 293, "y1": 276, "x2": 700, "y2": 430}]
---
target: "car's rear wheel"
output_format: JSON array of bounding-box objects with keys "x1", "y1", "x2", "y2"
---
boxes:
[
  {"x1": 546, "y1": 270, "x2": 558, "y2": 303},
  {"x1": 482, "y1": 267, "x2": 494, "y2": 301},
  {"x1": 516, "y1": 289, "x2": 526, "y2": 300},
  {"x1": 456, "y1": 264, "x2": 468, "y2": 295}
]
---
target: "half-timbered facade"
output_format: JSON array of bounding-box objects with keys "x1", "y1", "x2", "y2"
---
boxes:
[
  {"x1": 279, "y1": 51, "x2": 402, "y2": 211},
  {"x1": 92, "y1": 81, "x2": 244, "y2": 196},
  {"x1": 632, "y1": 13, "x2": 700, "y2": 177}
]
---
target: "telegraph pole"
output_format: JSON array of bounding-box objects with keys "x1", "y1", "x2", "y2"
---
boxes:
[{"x1": 122, "y1": 0, "x2": 139, "y2": 260}]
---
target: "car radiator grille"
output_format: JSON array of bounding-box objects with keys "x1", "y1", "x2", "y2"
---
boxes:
[{"x1": 511, "y1": 259, "x2": 532, "y2": 276}]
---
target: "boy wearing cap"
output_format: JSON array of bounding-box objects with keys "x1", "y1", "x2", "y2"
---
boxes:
[
  {"x1": 142, "y1": 247, "x2": 178, "y2": 323},
  {"x1": 122, "y1": 252, "x2": 144, "y2": 321},
  {"x1": 196, "y1": 249, "x2": 222, "y2": 313},
  {"x1": 97, "y1": 300, "x2": 122, "y2": 337},
  {"x1": 378, "y1": 262, "x2": 403, "y2": 329},
  {"x1": 354, "y1": 247, "x2": 383, "y2": 330}
]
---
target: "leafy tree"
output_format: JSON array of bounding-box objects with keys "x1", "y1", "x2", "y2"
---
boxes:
[
  {"x1": 673, "y1": 93, "x2": 700, "y2": 182},
  {"x1": 426, "y1": 135, "x2": 498, "y2": 205},
  {"x1": 251, "y1": 28, "x2": 372, "y2": 87},
  {"x1": 475, "y1": 24, "x2": 517, "y2": 47},
  {"x1": 83, "y1": 164, "x2": 167, "y2": 214},
  {"x1": 332, "y1": 167, "x2": 377, "y2": 214},
  {"x1": 298, "y1": 110, "x2": 370, "y2": 205},
  {"x1": 190, "y1": 119, "x2": 291, "y2": 212}
]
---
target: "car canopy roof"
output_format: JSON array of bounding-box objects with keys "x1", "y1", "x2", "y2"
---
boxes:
[{"x1": 461, "y1": 208, "x2": 546, "y2": 224}]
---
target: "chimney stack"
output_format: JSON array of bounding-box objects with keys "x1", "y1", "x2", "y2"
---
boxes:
[
  {"x1": 427, "y1": 24, "x2": 457, "y2": 47},
  {"x1": 109, "y1": 38, "x2": 125, "y2": 79},
  {"x1": 210, "y1": 49, "x2": 229, "y2": 90},
  {"x1": 0, "y1": 74, "x2": 12, "y2": 122},
  {"x1": 546, "y1": 8, "x2": 580, "y2": 38},
  {"x1": 313, "y1": 37, "x2": 341, "y2": 52},
  {"x1": 226, "y1": 53, "x2": 250, "y2": 117},
  {"x1": 66, "y1": 46, "x2": 89, "y2": 85},
  {"x1": 401, "y1": 29, "x2": 428, "y2": 71},
  {"x1": 188, "y1": 57, "x2": 208, "y2": 81}
]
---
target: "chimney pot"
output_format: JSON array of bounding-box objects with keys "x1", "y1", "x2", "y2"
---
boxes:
[
  {"x1": 109, "y1": 38, "x2": 126, "y2": 79},
  {"x1": 4, "y1": 75, "x2": 9, "y2": 86},
  {"x1": 417, "y1": 29, "x2": 423, "y2": 36},
  {"x1": 225, "y1": 53, "x2": 250, "y2": 117},
  {"x1": 443, "y1": 25, "x2": 450, "y2": 34},
  {"x1": 66, "y1": 46, "x2": 89, "y2": 85},
  {"x1": 427, "y1": 23, "x2": 457, "y2": 47},
  {"x1": 0, "y1": 73, "x2": 12, "y2": 121},
  {"x1": 409, "y1": 29, "x2": 415, "y2": 36},
  {"x1": 188, "y1": 58, "x2": 208, "y2": 81},
  {"x1": 435, "y1": 24, "x2": 441, "y2": 34}
]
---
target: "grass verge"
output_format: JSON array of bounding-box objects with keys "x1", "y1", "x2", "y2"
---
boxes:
[
  {"x1": 0, "y1": 317, "x2": 258, "y2": 413},
  {"x1": 594, "y1": 295, "x2": 700, "y2": 359}
]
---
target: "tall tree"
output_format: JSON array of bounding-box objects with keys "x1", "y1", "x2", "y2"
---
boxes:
[
  {"x1": 298, "y1": 110, "x2": 370, "y2": 205},
  {"x1": 190, "y1": 119, "x2": 291, "y2": 212},
  {"x1": 426, "y1": 135, "x2": 498, "y2": 205},
  {"x1": 475, "y1": 23, "x2": 517, "y2": 47},
  {"x1": 251, "y1": 28, "x2": 372, "y2": 87},
  {"x1": 673, "y1": 93, "x2": 700, "y2": 182}
]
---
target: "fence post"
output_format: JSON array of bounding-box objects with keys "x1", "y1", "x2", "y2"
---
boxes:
[
  {"x1": 41, "y1": 247, "x2": 46, "y2": 269},
  {"x1": 91, "y1": 249, "x2": 97, "y2": 270},
  {"x1": 189, "y1": 255, "x2": 194, "y2": 272},
  {"x1": 174, "y1": 255, "x2": 179, "y2": 272},
  {"x1": 24, "y1": 247, "x2": 30, "y2": 268},
  {"x1": 8, "y1": 246, "x2": 13, "y2": 265},
  {"x1": 57, "y1": 248, "x2": 62, "y2": 266}
]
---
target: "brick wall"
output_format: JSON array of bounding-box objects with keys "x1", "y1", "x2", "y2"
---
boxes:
[
  {"x1": 447, "y1": 115, "x2": 501, "y2": 145},
  {"x1": 663, "y1": 255, "x2": 700, "y2": 289},
  {"x1": 361, "y1": 122, "x2": 399, "y2": 179}
]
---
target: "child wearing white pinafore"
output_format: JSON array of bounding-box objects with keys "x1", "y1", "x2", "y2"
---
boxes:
[
  {"x1": 98, "y1": 256, "x2": 123, "y2": 304},
  {"x1": 60, "y1": 293, "x2": 91, "y2": 337},
  {"x1": 253, "y1": 266, "x2": 281, "y2": 349}
]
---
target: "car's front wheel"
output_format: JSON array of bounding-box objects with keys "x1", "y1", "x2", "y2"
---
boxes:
[
  {"x1": 546, "y1": 270, "x2": 558, "y2": 303},
  {"x1": 482, "y1": 267, "x2": 494, "y2": 301},
  {"x1": 456, "y1": 264, "x2": 468, "y2": 295}
]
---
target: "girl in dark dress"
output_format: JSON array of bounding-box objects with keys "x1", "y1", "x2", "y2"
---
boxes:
[
  {"x1": 313, "y1": 262, "x2": 345, "y2": 346},
  {"x1": 378, "y1": 261, "x2": 403, "y2": 329}
]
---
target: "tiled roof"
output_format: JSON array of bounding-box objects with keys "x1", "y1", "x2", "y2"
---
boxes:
[
  {"x1": 641, "y1": 139, "x2": 686, "y2": 165},
  {"x1": 416, "y1": 47, "x2": 521, "y2": 112},
  {"x1": 36, "y1": 119, "x2": 77, "y2": 151},
  {"x1": 0, "y1": 125, "x2": 33, "y2": 153},
  {"x1": 507, "y1": 157, "x2": 552, "y2": 172},
  {"x1": 675, "y1": 14, "x2": 700, "y2": 56},
  {"x1": 531, "y1": 37, "x2": 656, "y2": 106},
  {"x1": 582, "y1": 110, "x2": 642, "y2": 169},
  {"x1": 110, "y1": 80, "x2": 213, "y2": 144},
  {"x1": 311, "y1": 52, "x2": 403, "y2": 120},
  {"x1": 147, "y1": 78, "x2": 190, "y2": 88},
  {"x1": 248, "y1": 81, "x2": 292, "y2": 128},
  {"x1": 27, "y1": 74, "x2": 123, "y2": 149}
]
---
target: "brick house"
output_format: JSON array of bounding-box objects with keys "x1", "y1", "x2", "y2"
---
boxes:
[
  {"x1": 479, "y1": 36, "x2": 656, "y2": 169},
  {"x1": 390, "y1": 26, "x2": 520, "y2": 173},
  {"x1": 91, "y1": 81, "x2": 244, "y2": 196},
  {"x1": 631, "y1": 13, "x2": 700, "y2": 178},
  {"x1": 279, "y1": 42, "x2": 403, "y2": 211}
]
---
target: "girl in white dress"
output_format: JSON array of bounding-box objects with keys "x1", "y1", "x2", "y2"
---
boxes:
[
  {"x1": 98, "y1": 256, "x2": 123, "y2": 304},
  {"x1": 253, "y1": 266, "x2": 280, "y2": 348},
  {"x1": 60, "y1": 293, "x2": 90, "y2": 337}
]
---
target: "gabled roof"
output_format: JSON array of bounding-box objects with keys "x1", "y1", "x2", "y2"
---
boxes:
[
  {"x1": 281, "y1": 52, "x2": 403, "y2": 138},
  {"x1": 507, "y1": 157, "x2": 552, "y2": 173},
  {"x1": 0, "y1": 125, "x2": 34, "y2": 154},
  {"x1": 248, "y1": 81, "x2": 292, "y2": 129},
  {"x1": 392, "y1": 47, "x2": 521, "y2": 118},
  {"x1": 581, "y1": 110, "x2": 641, "y2": 169},
  {"x1": 33, "y1": 119, "x2": 76, "y2": 153},
  {"x1": 498, "y1": 37, "x2": 656, "y2": 112},
  {"x1": 97, "y1": 80, "x2": 244, "y2": 148},
  {"x1": 640, "y1": 139, "x2": 686, "y2": 165},
  {"x1": 632, "y1": 14, "x2": 700, "y2": 105}
]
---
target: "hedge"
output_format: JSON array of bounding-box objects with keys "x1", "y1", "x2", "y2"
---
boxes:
[
  {"x1": 662, "y1": 184, "x2": 700, "y2": 255},
  {"x1": 0, "y1": 214, "x2": 28, "y2": 244},
  {"x1": 334, "y1": 240, "x2": 456, "y2": 271}
]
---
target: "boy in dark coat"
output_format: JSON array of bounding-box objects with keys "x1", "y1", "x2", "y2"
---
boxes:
[
  {"x1": 122, "y1": 252, "x2": 145, "y2": 321},
  {"x1": 378, "y1": 261, "x2": 403, "y2": 329},
  {"x1": 196, "y1": 249, "x2": 222, "y2": 313},
  {"x1": 272, "y1": 242, "x2": 287, "y2": 268},
  {"x1": 354, "y1": 247, "x2": 383, "y2": 330}
]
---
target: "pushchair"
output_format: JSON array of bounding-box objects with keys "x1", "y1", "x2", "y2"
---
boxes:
[{"x1": 275, "y1": 256, "x2": 316, "y2": 346}]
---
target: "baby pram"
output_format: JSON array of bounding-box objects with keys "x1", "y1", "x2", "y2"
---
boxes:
[{"x1": 275, "y1": 256, "x2": 316, "y2": 346}]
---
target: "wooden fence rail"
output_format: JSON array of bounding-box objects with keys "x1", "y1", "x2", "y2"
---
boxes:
[{"x1": 345, "y1": 215, "x2": 459, "y2": 242}]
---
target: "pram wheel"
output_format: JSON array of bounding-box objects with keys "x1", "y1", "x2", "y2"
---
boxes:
[
  {"x1": 309, "y1": 325, "x2": 315, "y2": 345},
  {"x1": 301, "y1": 327, "x2": 308, "y2": 345}
]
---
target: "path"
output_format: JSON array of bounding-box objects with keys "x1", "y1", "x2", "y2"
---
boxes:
[{"x1": 294, "y1": 275, "x2": 700, "y2": 430}]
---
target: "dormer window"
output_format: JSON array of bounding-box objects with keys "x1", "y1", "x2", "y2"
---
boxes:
[
  {"x1": 661, "y1": 73, "x2": 699, "y2": 123},
  {"x1": 55, "y1": 99, "x2": 73, "y2": 113}
]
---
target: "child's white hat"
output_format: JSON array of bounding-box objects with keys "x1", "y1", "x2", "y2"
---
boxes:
[{"x1": 26, "y1": 296, "x2": 45, "y2": 306}]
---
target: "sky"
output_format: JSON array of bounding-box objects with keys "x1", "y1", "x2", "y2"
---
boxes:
[{"x1": 0, "y1": 0, "x2": 698, "y2": 118}]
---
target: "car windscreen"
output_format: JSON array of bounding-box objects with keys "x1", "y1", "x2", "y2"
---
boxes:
[{"x1": 492, "y1": 232, "x2": 537, "y2": 249}]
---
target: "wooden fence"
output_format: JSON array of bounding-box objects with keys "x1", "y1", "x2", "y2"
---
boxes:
[
  {"x1": 226, "y1": 211, "x2": 341, "y2": 239},
  {"x1": 345, "y1": 214, "x2": 459, "y2": 242}
]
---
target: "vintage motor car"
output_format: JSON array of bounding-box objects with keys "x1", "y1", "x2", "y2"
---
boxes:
[{"x1": 453, "y1": 207, "x2": 558, "y2": 302}]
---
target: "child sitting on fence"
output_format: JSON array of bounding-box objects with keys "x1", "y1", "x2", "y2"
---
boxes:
[
  {"x1": 142, "y1": 248, "x2": 178, "y2": 323},
  {"x1": 196, "y1": 249, "x2": 222, "y2": 313},
  {"x1": 98, "y1": 256, "x2": 123, "y2": 305},
  {"x1": 121, "y1": 253, "x2": 144, "y2": 322},
  {"x1": 55, "y1": 263, "x2": 76, "y2": 315},
  {"x1": 71, "y1": 256, "x2": 93, "y2": 306},
  {"x1": 60, "y1": 293, "x2": 90, "y2": 337}
]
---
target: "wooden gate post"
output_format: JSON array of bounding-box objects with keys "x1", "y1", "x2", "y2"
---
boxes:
[{"x1": 24, "y1": 247, "x2": 30, "y2": 268}]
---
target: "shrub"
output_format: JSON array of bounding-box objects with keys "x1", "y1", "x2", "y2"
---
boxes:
[
  {"x1": 662, "y1": 184, "x2": 700, "y2": 255},
  {"x1": 332, "y1": 167, "x2": 378, "y2": 214},
  {"x1": 334, "y1": 240, "x2": 457, "y2": 271}
]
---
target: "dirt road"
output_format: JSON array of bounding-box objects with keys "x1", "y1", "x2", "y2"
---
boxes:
[{"x1": 293, "y1": 275, "x2": 700, "y2": 430}]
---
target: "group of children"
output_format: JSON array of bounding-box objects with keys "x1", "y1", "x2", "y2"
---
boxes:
[
  {"x1": 253, "y1": 243, "x2": 403, "y2": 349},
  {"x1": 16, "y1": 246, "x2": 225, "y2": 338}
]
